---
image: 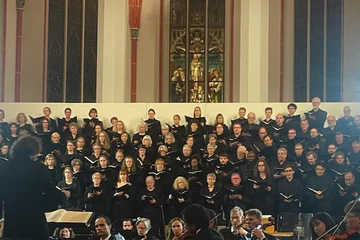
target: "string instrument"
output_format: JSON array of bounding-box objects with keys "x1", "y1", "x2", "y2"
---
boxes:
[
  {"x1": 323, "y1": 229, "x2": 357, "y2": 240},
  {"x1": 172, "y1": 230, "x2": 195, "y2": 240},
  {"x1": 240, "y1": 216, "x2": 275, "y2": 231}
]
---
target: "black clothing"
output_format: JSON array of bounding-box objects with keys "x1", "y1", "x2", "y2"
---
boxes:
[
  {"x1": 305, "y1": 109, "x2": 327, "y2": 130},
  {"x1": 0, "y1": 156, "x2": 66, "y2": 239},
  {"x1": 277, "y1": 177, "x2": 303, "y2": 213},
  {"x1": 57, "y1": 179, "x2": 82, "y2": 209},
  {"x1": 187, "y1": 228, "x2": 224, "y2": 240},
  {"x1": 199, "y1": 185, "x2": 222, "y2": 213},
  {"x1": 111, "y1": 182, "x2": 134, "y2": 221}
]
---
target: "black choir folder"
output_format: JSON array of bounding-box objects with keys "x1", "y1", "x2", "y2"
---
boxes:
[{"x1": 46, "y1": 209, "x2": 93, "y2": 225}]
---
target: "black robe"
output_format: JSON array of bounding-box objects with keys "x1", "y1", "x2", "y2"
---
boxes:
[{"x1": 277, "y1": 177, "x2": 303, "y2": 213}]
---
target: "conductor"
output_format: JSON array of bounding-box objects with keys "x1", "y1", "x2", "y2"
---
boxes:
[{"x1": 0, "y1": 136, "x2": 69, "y2": 240}]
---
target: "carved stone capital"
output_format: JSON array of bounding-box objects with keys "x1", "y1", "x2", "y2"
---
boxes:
[
  {"x1": 16, "y1": 0, "x2": 25, "y2": 10},
  {"x1": 130, "y1": 28, "x2": 140, "y2": 40}
]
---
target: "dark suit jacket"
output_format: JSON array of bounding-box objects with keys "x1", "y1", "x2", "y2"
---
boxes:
[
  {"x1": 186, "y1": 228, "x2": 224, "y2": 240},
  {"x1": 0, "y1": 155, "x2": 66, "y2": 239}
]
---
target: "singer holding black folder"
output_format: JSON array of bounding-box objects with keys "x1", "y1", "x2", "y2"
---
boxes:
[{"x1": 0, "y1": 136, "x2": 69, "y2": 240}]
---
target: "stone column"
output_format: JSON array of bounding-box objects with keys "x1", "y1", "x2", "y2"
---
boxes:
[{"x1": 15, "y1": 0, "x2": 25, "y2": 102}]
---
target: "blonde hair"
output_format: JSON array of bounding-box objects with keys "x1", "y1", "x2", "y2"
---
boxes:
[
  {"x1": 95, "y1": 131, "x2": 111, "y2": 150},
  {"x1": 137, "y1": 121, "x2": 148, "y2": 132},
  {"x1": 173, "y1": 176, "x2": 189, "y2": 190},
  {"x1": 164, "y1": 132, "x2": 175, "y2": 143},
  {"x1": 158, "y1": 145, "x2": 168, "y2": 153},
  {"x1": 44, "y1": 153, "x2": 57, "y2": 166},
  {"x1": 92, "y1": 172, "x2": 102, "y2": 179},
  {"x1": 16, "y1": 112, "x2": 28, "y2": 123},
  {"x1": 142, "y1": 135, "x2": 153, "y2": 146}
]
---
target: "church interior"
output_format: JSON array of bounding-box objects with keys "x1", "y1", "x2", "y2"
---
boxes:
[{"x1": 1, "y1": 0, "x2": 360, "y2": 239}]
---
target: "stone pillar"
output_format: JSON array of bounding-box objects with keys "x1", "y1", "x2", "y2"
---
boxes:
[
  {"x1": 15, "y1": 0, "x2": 25, "y2": 102},
  {"x1": 96, "y1": 0, "x2": 130, "y2": 103}
]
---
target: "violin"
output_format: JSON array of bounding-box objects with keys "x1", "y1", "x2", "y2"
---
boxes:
[{"x1": 323, "y1": 229, "x2": 357, "y2": 240}]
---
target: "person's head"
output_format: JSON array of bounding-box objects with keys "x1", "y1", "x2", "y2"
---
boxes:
[
  {"x1": 147, "y1": 108, "x2": 156, "y2": 119},
  {"x1": 265, "y1": 107, "x2": 272, "y2": 118},
  {"x1": 142, "y1": 135, "x2": 152, "y2": 147},
  {"x1": 327, "y1": 144, "x2": 337, "y2": 155},
  {"x1": 173, "y1": 114, "x2": 181, "y2": 125},
  {"x1": 219, "y1": 153, "x2": 229, "y2": 165},
  {"x1": 41, "y1": 118, "x2": 49, "y2": 130},
  {"x1": 190, "y1": 122, "x2": 199, "y2": 132},
  {"x1": 284, "y1": 165, "x2": 295, "y2": 180},
  {"x1": 343, "y1": 106, "x2": 351, "y2": 117},
  {"x1": 230, "y1": 206, "x2": 244, "y2": 229},
  {"x1": 310, "y1": 128, "x2": 318, "y2": 138},
  {"x1": 277, "y1": 148, "x2": 287, "y2": 162},
  {"x1": 118, "y1": 169, "x2": 129, "y2": 183},
  {"x1": 335, "y1": 151, "x2": 345, "y2": 165},
  {"x1": 238, "y1": 107, "x2": 246, "y2": 118},
  {"x1": 168, "y1": 218, "x2": 185, "y2": 238},
  {"x1": 9, "y1": 122, "x2": 18, "y2": 134},
  {"x1": 116, "y1": 120, "x2": 126, "y2": 132},
  {"x1": 336, "y1": 132, "x2": 344, "y2": 143},
  {"x1": 182, "y1": 144, "x2": 192, "y2": 156},
  {"x1": 138, "y1": 145, "x2": 147, "y2": 157},
  {"x1": 115, "y1": 150, "x2": 124, "y2": 162},
  {"x1": 71, "y1": 159, "x2": 82, "y2": 172},
  {"x1": 295, "y1": 143, "x2": 304, "y2": 156},
  {"x1": 327, "y1": 115, "x2": 336, "y2": 127},
  {"x1": 58, "y1": 227, "x2": 74, "y2": 238},
  {"x1": 99, "y1": 155, "x2": 109, "y2": 168},
  {"x1": 263, "y1": 135, "x2": 273, "y2": 147},
  {"x1": 344, "y1": 171, "x2": 356, "y2": 187},
  {"x1": 1, "y1": 144, "x2": 8, "y2": 155},
  {"x1": 254, "y1": 159, "x2": 271, "y2": 177},
  {"x1": 120, "y1": 132, "x2": 130, "y2": 144},
  {"x1": 66, "y1": 140, "x2": 75, "y2": 152},
  {"x1": 161, "y1": 124, "x2": 169, "y2": 135},
  {"x1": 276, "y1": 113, "x2": 284, "y2": 125},
  {"x1": 207, "y1": 143, "x2": 216, "y2": 155},
  {"x1": 300, "y1": 120, "x2": 309, "y2": 130},
  {"x1": 236, "y1": 145, "x2": 247, "y2": 157},
  {"x1": 231, "y1": 172, "x2": 241, "y2": 186},
  {"x1": 64, "y1": 108, "x2": 72, "y2": 118},
  {"x1": 215, "y1": 123, "x2": 224, "y2": 135},
  {"x1": 245, "y1": 209, "x2": 263, "y2": 230},
  {"x1": 92, "y1": 143, "x2": 101, "y2": 155},
  {"x1": 63, "y1": 166, "x2": 73, "y2": 179},
  {"x1": 16, "y1": 112, "x2": 27, "y2": 123},
  {"x1": 94, "y1": 124, "x2": 103, "y2": 135},
  {"x1": 247, "y1": 112, "x2": 256, "y2": 124},
  {"x1": 190, "y1": 155, "x2": 200, "y2": 169},
  {"x1": 69, "y1": 122, "x2": 78, "y2": 134},
  {"x1": 122, "y1": 156, "x2": 136, "y2": 171},
  {"x1": 306, "y1": 151, "x2": 317, "y2": 165},
  {"x1": 92, "y1": 172, "x2": 102, "y2": 185},
  {"x1": 207, "y1": 173, "x2": 216, "y2": 186},
  {"x1": 10, "y1": 136, "x2": 41, "y2": 160},
  {"x1": 123, "y1": 220, "x2": 134, "y2": 230},
  {"x1": 215, "y1": 113, "x2": 224, "y2": 124},
  {"x1": 173, "y1": 176, "x2": 189, "y2": 190},
  {"x1": 288, "y1": 128, "x2": 297, "y2": 140},
  {"x1": 137, "y1": 122, "x2": 148, "y2": 133},
  {"x1": 165, "y1": 132, "x2": 175, "y2": 144},
  {"x1": 155, "y1": 158, "x2": 165, "y2": 171},
  {"x1": 145, "y1": 176, "x2": 155, "y2": 189},
  {"x1": 232, "y1": 123, "x2": 242, "y2": 135},
  {"x1": 110, "y1": 116, "x2": 118, "y2": 127},
  {"x1": 258, "y1": 127, "x2": 267, "y2": 139},
  {"x1": 311, "y1": 212, "x2": 335, "y2": 238},
  {"x1": 287, "y1": 103, "x2": 297, "y2": 115},
  {"x1": 247, "y1": 151, "x2": 257, "y2": 162},
  {"x1": 157, "y1": 144, "x2": 167, "y2": 156},
  {"x1": 312, "y1": 97, "x2": 321, "y2": 110},
  {"x1": 76, "y1": 136, "x2": 85, "y2": 148},
  {"x1": 182, "y1": 204, "x2": 210, "y2": 232},
  {"x1": 352, "y1": 141, "x2": 360, "y2": 153},
  {"x1": 89, "y1": 108, "x2": 98, "y2": 118},
  {"x1": 344, "y1": 201, "x2": 360, "y2": 231},
  {"x1": 97, "y1": 131, "x2": 110, "y2": 147},
  {"x1": 193, "y1": 106, "x2": 202, "y2": 117},
  {"x1": 315, "y1": 163, "x2": 326, "y2": 177},
  {"x1": 95, "y1": 216, "x2": 112, "y2": 239},
  {"x1": 207, "y1": 134, "x2": 216, "y2": 144},
  {"x1": 44, "y1": 153, "x2": 56, "y2": 167},
  {"x1": 136, "y1": 218, "x2": 151, "y2": 236},
  {"x1": 43, "y1": 107, "x2": 52, "y2": 117}
]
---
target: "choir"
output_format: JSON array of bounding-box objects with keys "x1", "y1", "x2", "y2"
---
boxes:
[{"x1": 1, "y1": 99, "x2": 360, "y2": 239}]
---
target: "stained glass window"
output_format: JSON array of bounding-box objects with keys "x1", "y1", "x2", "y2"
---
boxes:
[{"x1": 169, "y1": 0, "x2": 225, "y2": 103}]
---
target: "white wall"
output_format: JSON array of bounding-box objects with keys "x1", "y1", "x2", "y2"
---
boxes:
[{"x1": 1, "y1": 103, "x2": 359, "y2": 135}]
